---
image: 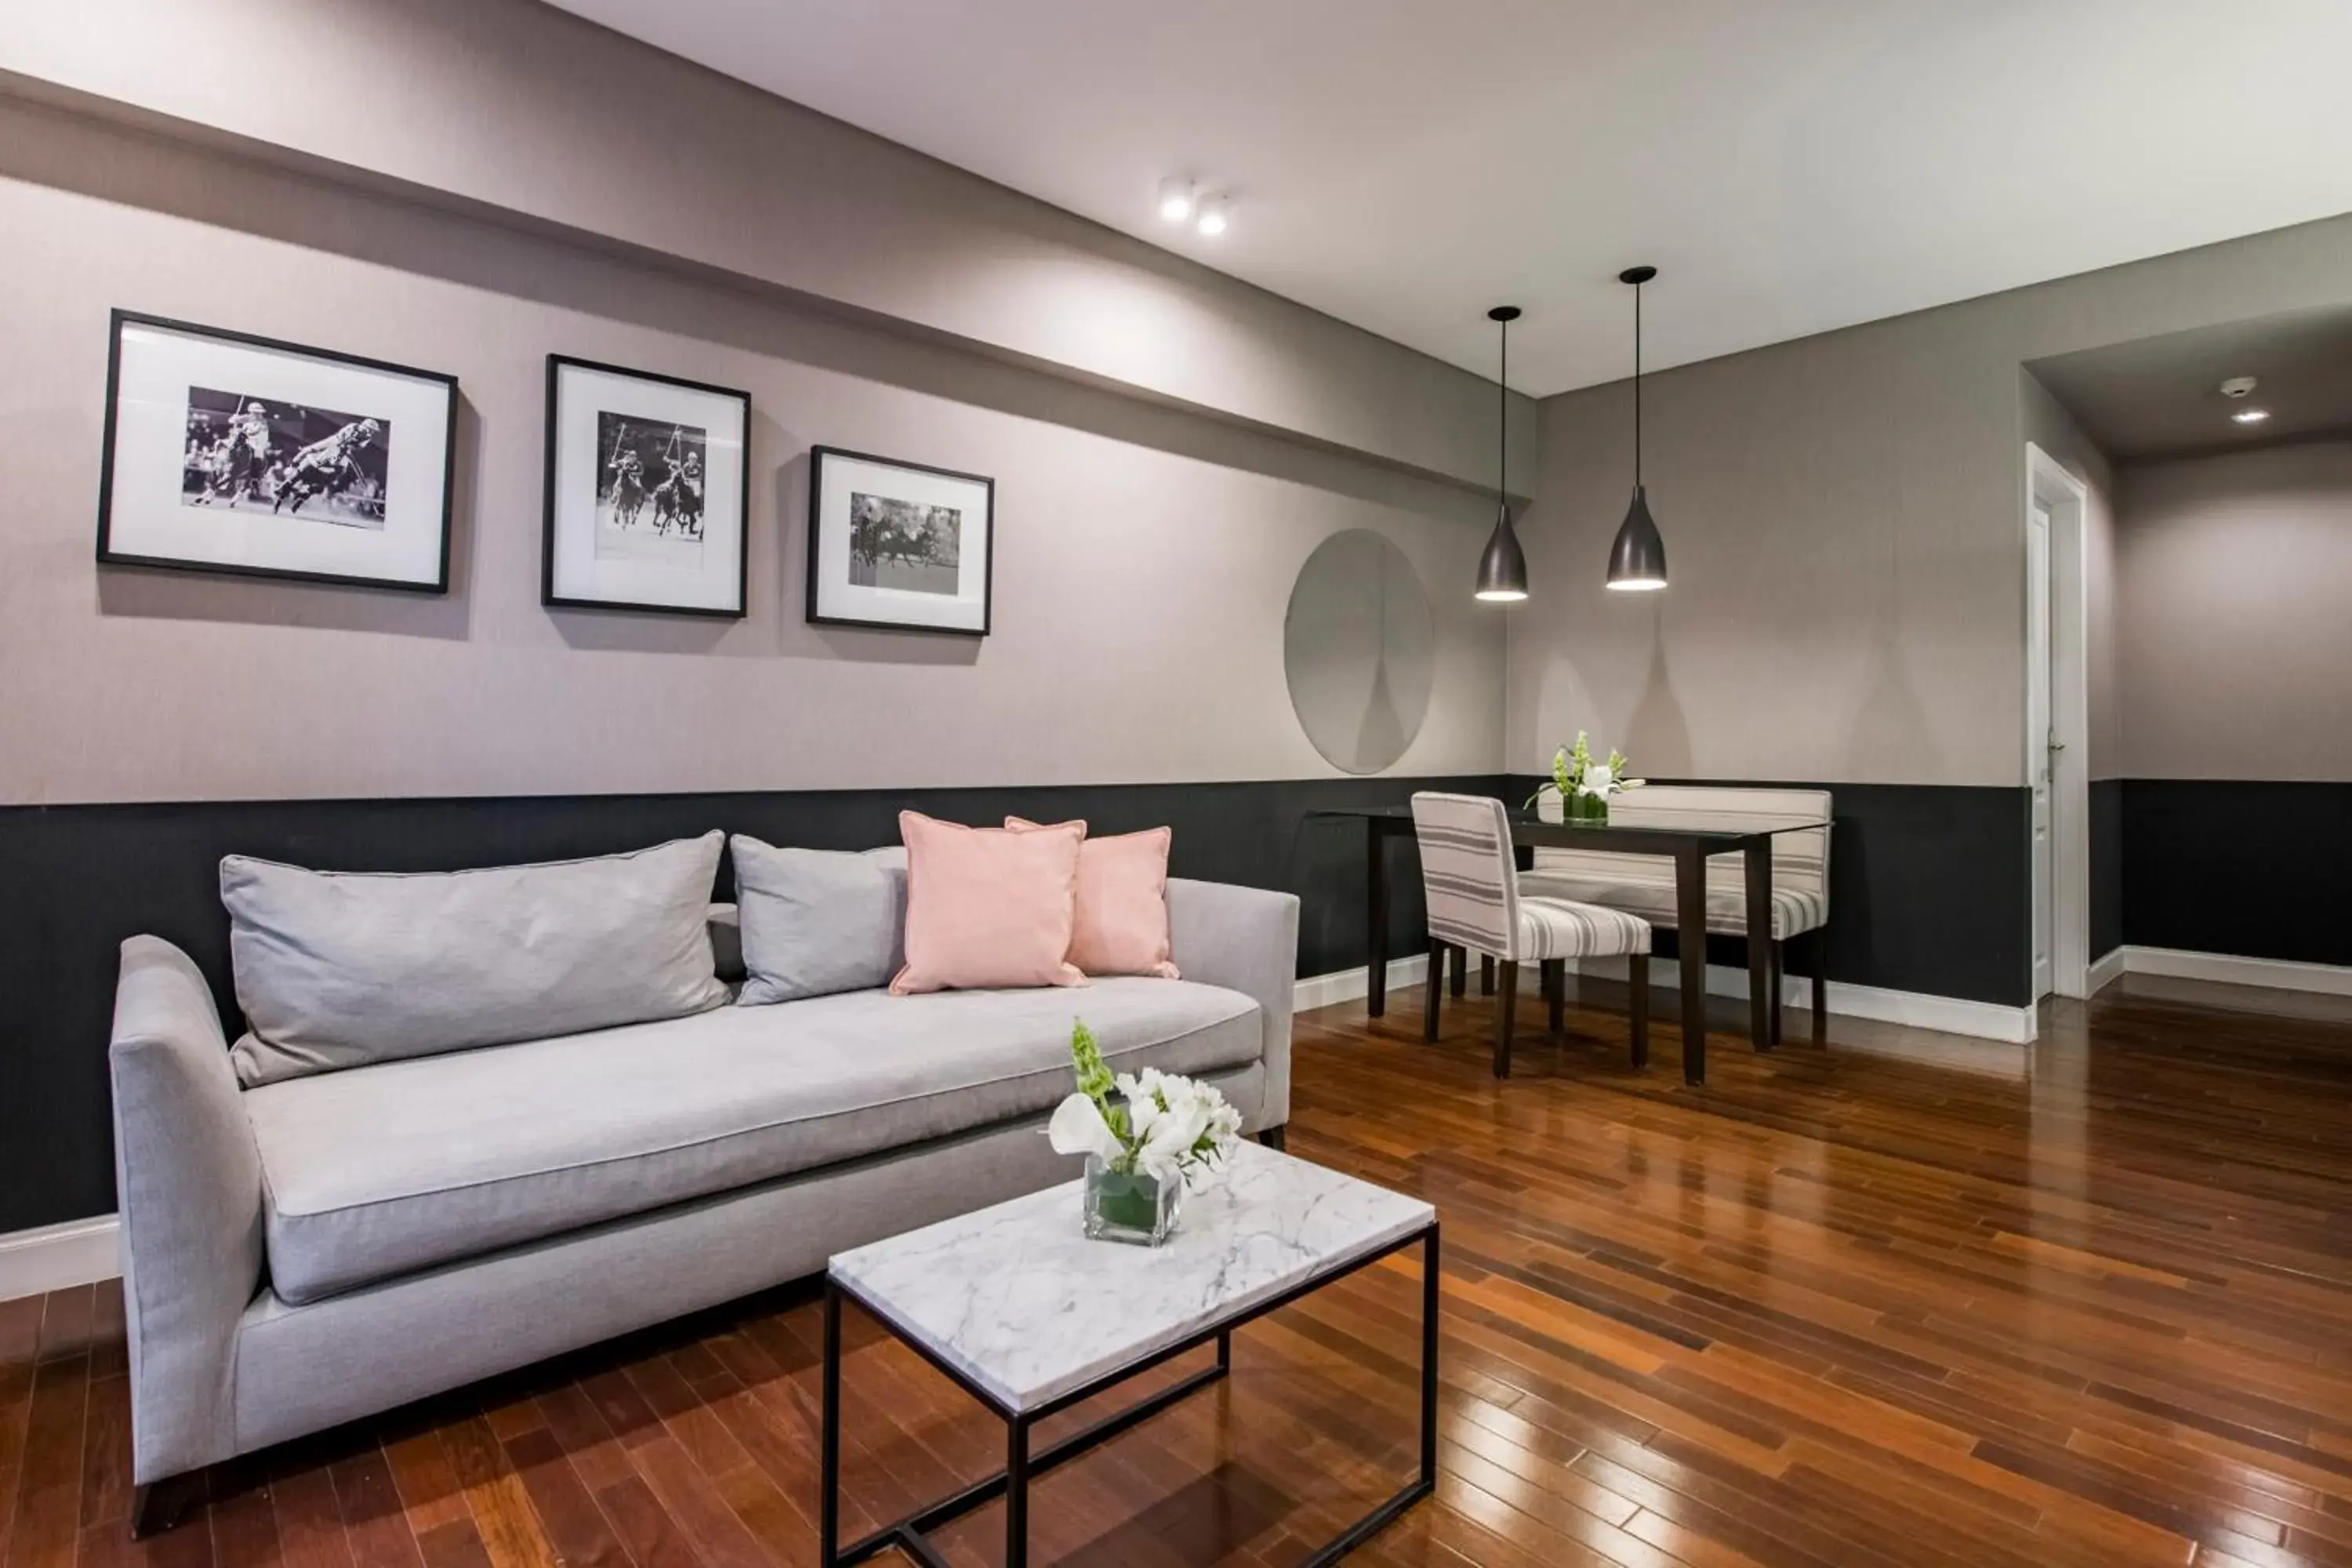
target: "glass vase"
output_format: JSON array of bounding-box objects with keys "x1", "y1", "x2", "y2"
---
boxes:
[
  {"x1": 1568, "y1": 790, "x2": 1610, "y2": 826},
  {"x1": 1083, "y1": 1155, "x2": 1182, "y2": 1247}
]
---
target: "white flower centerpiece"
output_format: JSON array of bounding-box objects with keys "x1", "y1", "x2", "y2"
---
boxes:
[
  {"x1": 1048, "y1": 1020, "x2": 1243, "y2": 1246},
  {"x1": 1530, "y1": 730, "x2": 1643, "y2": 825}
]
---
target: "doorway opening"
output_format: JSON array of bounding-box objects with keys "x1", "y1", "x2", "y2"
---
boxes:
[{"x1": 2025, "y1": 443, "x2": 2092, "y2": 1020}]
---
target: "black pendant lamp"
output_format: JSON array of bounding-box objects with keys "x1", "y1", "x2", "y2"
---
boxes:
[
  {"x1": 1475, "y1": 304, "x2": 1530, "y2": 602},
  {"x1": 1606, "y1": 265, "x2": 1668, "y2": 591}
]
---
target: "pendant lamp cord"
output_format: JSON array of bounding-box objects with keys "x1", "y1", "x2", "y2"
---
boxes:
[
  {"x1": 1633, "y1": 281, "x2": 1642, "y2": 488},
  {"x1": 1497, "y1": 317, "x2": 1508, "y2": 509}
]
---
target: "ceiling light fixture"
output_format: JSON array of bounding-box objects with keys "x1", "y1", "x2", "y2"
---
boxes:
[
  {"x1": 1156, "y1": 177, "x2": 1195, "y2": 224},
  {"x1": 1475, "y1": 305, "x2": 1529, "y2": 603},
  {"x1": 2232, "y1": 407, "x2": 2270, "y2": 425},
  {"x1": 1194, "y1": 196, "x2": 1229, "y2": 238},
  {"x1": 1606, "y1": 266, "x2": 1668, "y2": 592}
]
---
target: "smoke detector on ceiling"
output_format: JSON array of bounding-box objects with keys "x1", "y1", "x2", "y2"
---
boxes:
[{"x1": 2219, "y1": 376, "x2": 2259, "y2": 399}]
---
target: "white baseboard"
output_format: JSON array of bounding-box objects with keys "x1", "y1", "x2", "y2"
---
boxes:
[
  {"x1": 1294, "y1": 952, "x2": 1430, "y2": 1013},
  {"x1": 1559, "y1": 956, "x2": 2036, "y2": 1044},
  {"x1": 2120, "y1": 946, "x2": 2352, "y2": 997},
  {"x1": 0, "y1": 1214, "x2": 119, "y2": 1301},
  {"x1": 2087, "y1": 947, "x2": 2127, "y2": 995}
]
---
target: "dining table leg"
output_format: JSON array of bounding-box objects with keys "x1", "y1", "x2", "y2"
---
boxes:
[
  {"x1": 1674, "y1": 843, "x2": 1708, "y2": 1084},
  {"x1": 1744, "y1": 836, "x2": 1774, "y2": 1051},
  {"x1": 1365, "y1": 819, "x2": 1391, "y2": 1018}
]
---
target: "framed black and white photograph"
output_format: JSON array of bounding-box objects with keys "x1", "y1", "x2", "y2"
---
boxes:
[
  {"x1": 96, "y1": 310, "x2": 457, "y2": 592},
  {"x1": 806, "y1": 445, "x2": 993, "y2": 635},
  {"x1": 543, "y1": 356, "x2": 750, "y2": 617}
]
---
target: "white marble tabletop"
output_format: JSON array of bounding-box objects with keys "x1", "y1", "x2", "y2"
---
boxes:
[{"x1": 829, "y1": 1141, "x2": 1435, "y2": 1414}]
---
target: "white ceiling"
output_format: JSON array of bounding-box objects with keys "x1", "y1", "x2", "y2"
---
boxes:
[{"x1": 547, "y1": 0, "x2": 2352, "y2": 397}]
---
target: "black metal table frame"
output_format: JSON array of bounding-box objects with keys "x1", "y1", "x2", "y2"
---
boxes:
[
  {"x1": 1345, "y1": 810, "x2": 1826, "y2": 1085},
  {"x1": 820, "y1": 1221, "x2": 1440, "y2": 1568}
]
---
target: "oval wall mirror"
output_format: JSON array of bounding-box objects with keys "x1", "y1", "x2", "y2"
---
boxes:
[{"x1": 1283, "y1": 529, "x2": 1436, "y2": 775}]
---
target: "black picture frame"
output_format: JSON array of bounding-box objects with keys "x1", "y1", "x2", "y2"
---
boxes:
[
  {"x1": 96, "y1": 310, "x2": 459, "y2": 594},
  {"x1": 804, "y1": 445, "x2": 996, "y2": 636},
  {"x1": 541, "y1": 354, "x2": 752, "y2": 619}
]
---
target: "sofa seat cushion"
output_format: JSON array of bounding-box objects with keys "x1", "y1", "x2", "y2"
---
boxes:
[
  {"x1": 1513, "y1": 872, "x2": 1828, "y2": 939},
  {"x1": 245, "y1": 978, "x2": 1260, "y2": 1305}
]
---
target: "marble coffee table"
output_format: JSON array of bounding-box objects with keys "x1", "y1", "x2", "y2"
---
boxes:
[{"x1": 820, "y1": 1139, "x2": 1439, "y2": 1568}]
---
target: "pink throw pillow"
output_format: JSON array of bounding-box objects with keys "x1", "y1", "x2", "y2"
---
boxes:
[
  {"x1": 891, "y1": 812, "x2": 1087, "y2": 994},
  {"x1": 1007, "y1": 818, "x2": 1180, "y2": 979}
]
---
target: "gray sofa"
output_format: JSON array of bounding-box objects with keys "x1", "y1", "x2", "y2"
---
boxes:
[{"x1": 109, "y1": 873, "x2": 1298, "y2": 1533}]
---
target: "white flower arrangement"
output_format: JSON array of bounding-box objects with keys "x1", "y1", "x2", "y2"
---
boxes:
[
  {"x1": 1528, "y1": 729, "x2": 1645, "y2": 806},
  {"x1": 1048, "y1": 1020, "x2": 1243, "y2": 1186}
]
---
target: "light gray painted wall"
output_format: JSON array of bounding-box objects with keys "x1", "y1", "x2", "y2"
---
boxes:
[
  {"x1": 2115, "y1": 440, "x2": 2352, "y2": 781},
  {"x1": 0, "y1": 0, "x2": 1535, "y2": 495},
  {"x1": 0, "y1": 101, "x2": 1504, "y2": 807},
  {"x1": 1510, "y1": 211, "x2": 2352, "y2": 788}
]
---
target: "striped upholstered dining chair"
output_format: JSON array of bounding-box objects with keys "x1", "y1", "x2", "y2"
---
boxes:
[{"x1": 1408, "y1": 793, "x2": 1653, "y2": 1078}]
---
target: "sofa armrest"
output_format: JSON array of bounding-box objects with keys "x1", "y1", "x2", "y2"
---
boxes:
[
  {"x1": 1166, "y1": 879, "x2": 1300, "y2": 1130},
  {"x1": 110, "y1": 936, "x2": 263, "y2": 1484}
]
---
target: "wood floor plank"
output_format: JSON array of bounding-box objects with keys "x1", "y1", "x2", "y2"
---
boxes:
[
  {"x1": 260, "y1": 1455, "x2": 353, "y2": 1568},
  {"x1": 326, "y1": 1447, "x2": 424, "y2": 1568},
  {"x1": 406, "y1": 1521, "x2": 491, "y2": 1568},
  {"x1": 204, "y1": 1468, "x2": 283, "y2": 1568},
  {"x1": 379, "y1": 1425, "x2": 472, "y2": 1542},
  {"x1": 3, "y1": 1352, "x2": 89, "y2": 1568},
  {"x1": 32, "y1": 1291, "x2": 95, "y2": 1368},
  {"x1": 0, "y1": 1300, "x2": 42, "y2": 1564},
  {"x1": 76, "y1": 1366, "x2": 134, "y2": 1535},
  {"x1": 436, "y1": 1418, "x2": 556, "y2": 1568},
  {"x1": 495, "y1": 1428, "x2": 630, "y2": 1568}
]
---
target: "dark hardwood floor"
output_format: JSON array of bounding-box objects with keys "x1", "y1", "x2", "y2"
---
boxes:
[{"x1": 6, "y1": 971, "x2": 2352, "y2": 1567}]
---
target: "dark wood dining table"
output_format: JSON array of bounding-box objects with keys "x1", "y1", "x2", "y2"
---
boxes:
[{"x1": 1312, "y1": 805, "x2": 1831, "y2": 1085}]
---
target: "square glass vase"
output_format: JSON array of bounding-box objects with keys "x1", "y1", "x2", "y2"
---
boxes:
[
  {"x1": 1568, "y1": 790, "x2": 1610, "y2": 825},
  {"x1": 1083, "y1": 1156, "x2": 1183, "y2": 1247}
]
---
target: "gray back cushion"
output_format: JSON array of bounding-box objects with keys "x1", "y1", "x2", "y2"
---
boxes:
[
  {"x1": 224, "y1": 833, "x2": 729, "y2": 1087},
  {"x1": 731, "y1": 837, "x2": 907, "y2": 1004},
  {"x1": 708, "y1": 902, "x2": 746, "y2": 983}
]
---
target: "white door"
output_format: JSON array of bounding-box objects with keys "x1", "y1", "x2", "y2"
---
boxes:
[{"x1": 2027, "y1": 499, "x2": 2053, "y2": 1001}]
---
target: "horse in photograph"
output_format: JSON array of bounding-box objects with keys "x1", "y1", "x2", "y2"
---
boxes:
[
  {"x1": 605, "y1": 442, "x2": 648, "y2": 528},
  {"x1": 651, "y1": 447, "x2": 704, "y2": 539},
  {"x1": 272, "y1": 419, "x2": 380, "y2": 517}
]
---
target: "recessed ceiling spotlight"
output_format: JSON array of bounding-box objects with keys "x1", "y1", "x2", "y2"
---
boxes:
[
  {"x1": 2218, "y1": 376, "x2": 2259, "y2": 399},
  {"x1": 1194, "y1": 196, "x2": 1230, "y2": 238},
  {"x1": 2232, "y1": 407, "x2": 2271, "y2": 424},
  {"x1": 1156, "y1": 177, "x2": 1195, "y2": 225}
]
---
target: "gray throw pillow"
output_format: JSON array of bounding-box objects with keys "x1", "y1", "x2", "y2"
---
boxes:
[
  {"x1": 224, "y1": 833, "x2": 729, "y2": 1087},
  {"x1": 731, "y1": 837, "x2": 907, "y2": 1004}
]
